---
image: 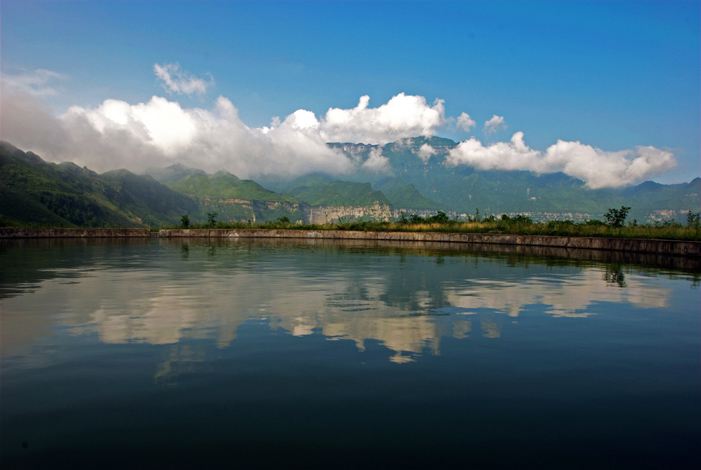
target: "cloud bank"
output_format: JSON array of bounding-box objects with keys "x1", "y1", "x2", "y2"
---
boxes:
[
  {"x1": 0, "y1": 66, "x2": 447, "y2": 177},
  {"x1": 2, "y1": 86, "x2": 352, "y2": 177},
  {"x1": 446, "y1": 132, "x2": 676, "y2": 189},
  {"x1": 0, "y1": 64, "x2": 678, "y2": 187}
]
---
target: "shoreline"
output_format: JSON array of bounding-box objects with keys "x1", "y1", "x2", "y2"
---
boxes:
[{"x1": 2, "y1": 227, "x2": 700, "y2": 258}]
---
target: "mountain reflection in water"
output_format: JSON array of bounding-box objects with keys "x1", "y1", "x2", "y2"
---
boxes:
[
  {"x1": 1, "y1": 238, "x2": 699, "y2": 469},
  {"x1": 0, "y1": 238, "x2": 691, "y2": 368}
]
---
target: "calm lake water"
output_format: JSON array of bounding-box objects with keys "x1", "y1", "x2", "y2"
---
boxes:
[{"x1": 1, "y1": 238, "x2": 700, "y2": 469}]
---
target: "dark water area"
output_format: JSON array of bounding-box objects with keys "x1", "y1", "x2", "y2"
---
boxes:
[{"x1": 1, "y1": 238, "x2": 700, "y2": 469}]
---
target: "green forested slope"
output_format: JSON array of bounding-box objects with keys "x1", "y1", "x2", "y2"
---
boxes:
[
  {"x1": 373, "y1": 179, "x2": 442, "y2": 210},
  {"x1": 283, "y1": 177, "x2": 391, "y2": 207},
  {"x1": 166, "y1": 172, "x2": 296, "y2": 202},
  {"x1": 1, "y1": 142, "x2": 195, "y2": 227}
]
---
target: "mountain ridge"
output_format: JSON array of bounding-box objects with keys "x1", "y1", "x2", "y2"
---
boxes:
[{"x1": 2, "y1": 140, "x2": 698, "y2": 227}]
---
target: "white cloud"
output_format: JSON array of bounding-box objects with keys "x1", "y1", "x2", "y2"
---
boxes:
[
  {"x1": 445, "y1": 132, "x2": 540, "y2": 171},
  {"x1": 417, "y1": 143, "x2": 436, "y2": 163},
  {"x1": 542, "y1": 140, "x2": 676, "y2": 189},
  {"x1": 1, "y1": 68, "x2": 68, "y2": 96},
  {"x1": 153, "y1": 62, "x2": 214, "y2": 96},
  {"x1": 446, "y1": 131, "x2": 676, "y2": 189},
  {"x1": 286, "y1": 109, "x2": 320, "y2": 131},
  {"x1": 456, "y1": 112, "x2": 476, "y2": 132},
  {"x1": 0, "y1": 65, "x2": 678, "y2": 187},
  {"x1": 483, "y1": 115, "x2": 506, "y2": 135},
  {"x1": 66, "y1": 97, "x2": 200, "y2": 155},
  {"x1": 1, "y1": 84, "x2": 352, "y2": 178},
  {"x1": 361, "y1": 148, "x2": 392, "y2": 174},
  {"x1": 320, "y1": 93, "x2": 446, "y2": 145}
]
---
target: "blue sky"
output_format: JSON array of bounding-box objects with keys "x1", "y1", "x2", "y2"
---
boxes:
[{"x1": 1, "y1": 0, "x2": 699, "y2": 185}]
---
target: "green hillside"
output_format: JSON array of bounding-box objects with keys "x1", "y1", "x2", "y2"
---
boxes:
[
  {"x1": 1, "y1": 142, "x2": 196, "y2": 227},
  {"x1": 163, "y1": 171, "x2": 305, "y2": 223},
  {"x1": 0, "y1": 142, "x2": 306, "y2": 227},
  {"x1": 276, "y1": 171, "x2": 441, "y2": 210},
  {"x1": 373, "y1": 179, "x2": 442, "y2": 210},
  {"x1": 281, "y1": 173, "x2": 334, "y2": 194},
  {"x1": 2, "y1": 143, "x2": 135, "y2": 227},
  {"x1": 284, "y1": 177, "x2": 391, "y2": 207},
  {"x1": 101, "y1": 170, "x2": 198, "y2": 225},
  {"x1": 167, "y1": 172, "x2": 296, "y2": 203}
]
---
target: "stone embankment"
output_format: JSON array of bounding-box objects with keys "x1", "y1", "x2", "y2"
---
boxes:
[
  {"x1": 159, "y1": 229, "x2": 701, "y2": 258},
  {"x1": 0, "y1": 228, "x2": 151, "y2": 238},
  {"x1": 2, "y1": 227, "x2": 700, "y2": 258}
]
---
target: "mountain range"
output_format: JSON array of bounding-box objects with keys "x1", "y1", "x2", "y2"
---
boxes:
[
  {"x1": 1, "y1": 139, "x2": 698, "y2": 228},
  {"x1": 324, "y1": 137, "x2": 699, "y2": 223}
]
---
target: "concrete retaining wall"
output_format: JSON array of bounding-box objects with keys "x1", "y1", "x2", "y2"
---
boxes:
[
  {"x1": 158, "y1": 229, "x2": 701, "y2": 257},
  {"x1": 0, "y1": 228, "x2": 151, "y2": 238}
]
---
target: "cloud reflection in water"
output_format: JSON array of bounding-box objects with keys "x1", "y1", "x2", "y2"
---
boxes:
[{"x1": 1, "y1": 240, "x2": 679, "y2": 372}]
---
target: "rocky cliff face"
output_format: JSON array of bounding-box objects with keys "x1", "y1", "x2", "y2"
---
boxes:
[
  {"x1": 303, "y1": 203, "x2": 392, "y2": 224},
  {"x1": 300, "y1": 205, "x2": 459, "y2": 224}
]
